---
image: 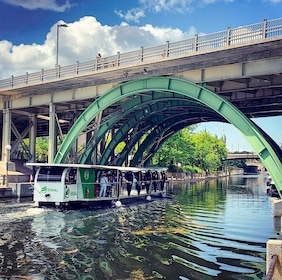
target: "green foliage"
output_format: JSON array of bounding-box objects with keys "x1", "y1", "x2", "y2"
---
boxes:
[
  {"x1": 152, "y1": 128, "x2": 227, "y2": 172},
  {"x1": 36, "y1": 137, "x2": 49, "y2": 162}
]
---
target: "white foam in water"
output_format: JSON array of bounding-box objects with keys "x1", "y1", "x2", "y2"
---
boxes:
[{"x1": 25, "y1": 207, "x2": 45, "y2": 216}]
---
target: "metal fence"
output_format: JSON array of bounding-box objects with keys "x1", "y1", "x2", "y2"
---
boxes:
[
  {"x1": 1, "y1": 18, "x2": 282, "y2": 90},
  {"x1": 266, "y1": 254, "x2": 278, "y2": 280}
]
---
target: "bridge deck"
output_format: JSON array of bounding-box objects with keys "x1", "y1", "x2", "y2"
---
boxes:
[{"x1": 0, "y1": 18, "x2": 281, "y2": 139}]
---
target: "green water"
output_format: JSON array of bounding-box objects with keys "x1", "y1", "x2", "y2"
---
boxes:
[{"x1": 0, "y1": 175, "x2": 276, "y2": 279}]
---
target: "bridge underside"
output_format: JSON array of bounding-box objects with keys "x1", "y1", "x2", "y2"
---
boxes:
[{"x1": 52, "y1": 77, "x2": 282, "y2": 195}]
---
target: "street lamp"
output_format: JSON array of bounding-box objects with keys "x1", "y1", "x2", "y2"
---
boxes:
[
  {"x1": 5, "y1": 144, "x2": 11, "y2": 188},
  {"x1": 56, "y1": 23, "x2": 68, "y2": 68}
]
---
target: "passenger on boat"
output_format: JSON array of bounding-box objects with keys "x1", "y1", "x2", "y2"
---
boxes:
[
  {"x1": 144, "y1": 170, "x2": 151, "y2": 194},
  {"x1": 125, "y1": 171, "x2": 133, "y2": 196},
  {"x1": 132, "y1": 176, "x2": 137, "y2": 194},
  {"x1": 99, "y1": 173, "x2": 110, "y2": 197},
  {"x1": 152, "y1": 171, "x2": 158, "y2": 192},
  {"x1": 160, "y1": 171, "x2": 166, "y2": 191},
  {"x1": 134, "y1": 172, "x2": 141, "y2": 195}
]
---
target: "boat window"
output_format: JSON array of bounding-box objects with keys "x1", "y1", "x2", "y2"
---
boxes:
[
  {"x1": 37, "y1": 167, "x2": 65, "y2": 182},
  {"x1": 66, "y1": 168, "x2": 77, "y2": 184}
]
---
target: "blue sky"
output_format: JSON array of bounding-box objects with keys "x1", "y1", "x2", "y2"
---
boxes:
[{"x1": 0, "y1": 0, "x2": 281, "y2": 151}]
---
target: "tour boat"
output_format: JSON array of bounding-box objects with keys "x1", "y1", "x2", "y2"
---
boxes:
[{"x1": 26, "y1": 163, "x2": 168, "y2": 209}]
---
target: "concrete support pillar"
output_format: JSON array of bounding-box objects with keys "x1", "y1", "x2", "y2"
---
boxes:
[
  {"x1": 1, "y1": 109, "x2": 11, "y2": 162},
  {"x1": 48, "y1": 103, "x2": 56, "y2": 163},
  {"x1": 29, "y1": 114, "x2": 37, "y2": 163},
  {"x1": 273, "y1": 200, "x2": 282, "y2": 217}
]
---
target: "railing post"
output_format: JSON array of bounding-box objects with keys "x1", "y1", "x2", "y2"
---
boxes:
[
  {"x1": 266, "y1": 255, "x2": 278, "y2": 280},
  {"x1": 194, "y1": 34, "x2": 198, "y2": 52},
  {"x1": 140, "y1": 47, "x2": 144, "y2": 62},
  {"x1": 164, "y1": 41, "x2": 169, "y2": 57},
  {"x1": 226, "y1": 27, "x2": 231, "y2": 46},
  {"x1": 25, "y1": 72, "x2": 28, "y2": 84},
  {"x1": 94, "y1": 58, "x2": 98, "y2": 71},
  {"x1": 116, "y1": 52, "x2": 120, "y2": 67},
  {"x1": 266, "y1": 240, "x2": 282, "y2": 279},
  {"x1": 40, "y1": 69, "x2": 44, "y2": 82},
  {"x1": 57, "y1": 65, "x2": 61, "y2": 78},
  {"x1": 76, "y1": 61, "x2": 79, "y2": 74},
  {"x1": 263, "y1": 18, "x2": 267, "y2": 39}
]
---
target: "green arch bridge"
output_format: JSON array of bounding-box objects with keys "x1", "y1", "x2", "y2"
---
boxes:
[{"x1": 54, "y1": 77, "x2": 282, "y2": 196}]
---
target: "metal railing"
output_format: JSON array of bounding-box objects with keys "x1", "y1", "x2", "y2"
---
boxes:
[
  {"x1": 266, "y1": 255, "x2": 278, "y2": 280},
  {"x1": 1, "y1": 18, "x2": 282, "y2": 90}
]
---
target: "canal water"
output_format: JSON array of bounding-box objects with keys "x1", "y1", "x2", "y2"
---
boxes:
[{"x1": 0, "y1": 175, "x2": 277, "y2": 280}]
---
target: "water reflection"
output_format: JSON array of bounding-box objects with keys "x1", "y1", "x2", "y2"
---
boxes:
[{"x1": 0, "y1": 175, "x2": 277, "y2": 279}]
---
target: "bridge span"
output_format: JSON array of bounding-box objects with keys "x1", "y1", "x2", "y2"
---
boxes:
[
  {"x1": 226, "y1": 153, "x2": 260, "y2": 160},
  {"x1": 0, "y1": 18, "x2": 282, "y2": 193}
]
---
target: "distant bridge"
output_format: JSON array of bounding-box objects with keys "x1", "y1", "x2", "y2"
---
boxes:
[{"x1": 226, "y1": 153, "x2": 260, "y2": 160}]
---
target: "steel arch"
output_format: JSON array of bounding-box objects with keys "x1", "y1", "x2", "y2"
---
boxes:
[
  {"x1": 101, "y1": 110, "x2": 221, "y2": 166},
  {"x1": 54, "y1": 77, "x2": 282, "y2": 194},
  {"x1": 129, "y1": 113, "x2": 221, "y2": 167},
  {"x1": 80, "y1": 94, "x2": 214, "y2": 164},
  {"x1": 98, "y1": 99, "x2": 217, "y2": 165}
]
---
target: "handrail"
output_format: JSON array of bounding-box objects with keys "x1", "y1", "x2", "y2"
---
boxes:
[
  {"x1": 266, "y1": 255, "x2": 278, "y2": 280},
  {"x1": 0, "y1": 18, "x2": 282, "y2": 90}
]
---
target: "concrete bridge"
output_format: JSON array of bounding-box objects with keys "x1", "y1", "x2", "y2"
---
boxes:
[
  {"x1": 226, "y1": 153, "x2": 260, "y2": 160},
  {"x1": 0, "y1": 17, "x2": 282, "y2": 193}
]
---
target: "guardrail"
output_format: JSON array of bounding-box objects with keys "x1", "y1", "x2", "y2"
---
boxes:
[
  {"x1": 266, "y1": 255, "x2": 278, "y2": 280},
  {"x1": 1, "y1": 18, "x2": 282, "y2": 90}
]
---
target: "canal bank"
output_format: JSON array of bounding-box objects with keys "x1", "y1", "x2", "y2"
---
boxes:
[
  {"x1": 0, "y1": 183, "x2": 33, "y2": 198},
  {"x1": 0, "y1": 159, "x2": 33, "y2": 198}
]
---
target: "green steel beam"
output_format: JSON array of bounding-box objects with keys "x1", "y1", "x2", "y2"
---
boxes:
[
  {"x1": 54, "y1": 77, "x2": 282, "y2": 195},
  {"x1": 113, "y1": 110, "x2": 220, "y2": 166},
  {"x1": 80, "y1": 96, "x2": 207, "y2": 164},
  {"x1": 130, "y1": 112, "x2": 220, "y2": 166},
  {"x1": 99, "y1": 100, "x2": 216, "y2": 165},
  {"x1": 79, "y1": 92, "x2": 171, "y2": 163}
]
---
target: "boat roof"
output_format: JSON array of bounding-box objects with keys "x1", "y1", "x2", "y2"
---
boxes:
[{"x1": 26, "y1": 162, "x2": 167, "y2": 172}]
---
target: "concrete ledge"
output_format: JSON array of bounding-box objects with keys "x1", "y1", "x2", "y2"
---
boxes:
[
  {"x1": 273, "y1": 200, "x2": 282, "y2": 216},
  {"x1": 0, "y1": 183, "x2": 33, "y2": 198},
  {"x1": 266, "y1": 240, "x2": 282, "y2": 279}
]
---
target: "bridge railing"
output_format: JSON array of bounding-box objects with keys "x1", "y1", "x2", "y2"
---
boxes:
[{"x1": 1, "y1": 18, "x2": 282, "y2": 90}]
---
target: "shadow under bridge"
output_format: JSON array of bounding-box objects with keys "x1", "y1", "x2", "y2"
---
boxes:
[{"x1": 54, "y1": 77, "x2": 282, "y2": 196}]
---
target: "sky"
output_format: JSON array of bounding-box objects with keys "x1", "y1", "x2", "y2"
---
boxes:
[{"x1": 0, "y1": 0, "x2": 281, "y2": 152}]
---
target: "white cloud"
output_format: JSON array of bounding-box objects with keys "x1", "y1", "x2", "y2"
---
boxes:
[
  {"x1": 0, "y1": 16, "x2": 197, "y2": 79},
  {"x1": 2, "y1": 0, "x2": 72, "y2": 12},
  {"x1": 140, "y1": 0, "x2": 194, "y2": 13},
  {"x1": 115, "y1": 8, "x2": 146, "y2": 23},
  {"x1": 116, "y1": 0, "x2": 236, "y2": 22}
]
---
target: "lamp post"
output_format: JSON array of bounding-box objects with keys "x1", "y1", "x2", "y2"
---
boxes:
[
  {"x1": 5, "y1": 144, "x2": 11, "y2": 188},
  {"x1": 56, "y1": 23, "x2": 68, "y2": 68}
]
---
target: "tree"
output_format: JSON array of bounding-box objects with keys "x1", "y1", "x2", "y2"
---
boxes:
[
  {"x1": 152, "y1": 128, "x2": 195, "y2": 168},
  {"x1": 152, "y1": 128, "x2": 227, "y2": 172},
  {"x1": 191, "y1": 131, "x2": 227, "y2": 172},
  {"x1": 36, "y1": 137, "x2": 49, "y2": 162}
]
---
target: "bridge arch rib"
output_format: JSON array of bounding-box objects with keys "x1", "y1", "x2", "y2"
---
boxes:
[
  {"x1": 81, "y1": 97, "x2": 221, "y2": 165},
  {"x1": 54, "y1": 77, "x2": 282, "y2": 194}
]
